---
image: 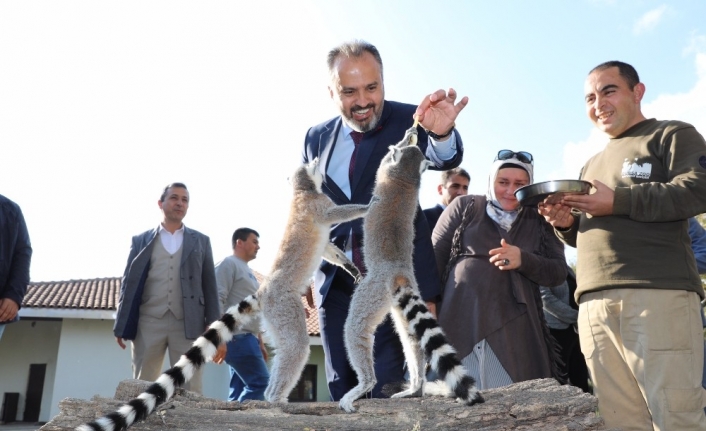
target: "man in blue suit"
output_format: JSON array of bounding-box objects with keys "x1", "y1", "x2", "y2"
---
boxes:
[
  {"x1": 302, "y1": 40, "x2": 468, "y2": 401},
  {"x1": 114, "y1": 182, "x2": 220, "y2": 394}
]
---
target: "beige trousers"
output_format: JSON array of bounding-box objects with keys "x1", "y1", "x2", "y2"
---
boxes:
[
  {"x1": 131, "y1": 311, "x2": 203, "y2": 394},
  {"x1": 579, "y1": 288, "x2": 706, "y2": 431}
]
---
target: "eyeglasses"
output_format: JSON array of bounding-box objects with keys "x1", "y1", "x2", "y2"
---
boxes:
[{"x1": 495, "y1": 150, "x2": 534, "y2": 165}]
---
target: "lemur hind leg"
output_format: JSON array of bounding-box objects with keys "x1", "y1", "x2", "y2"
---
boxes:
[
  {"x1": 339, "y1": 274, "x2": 393, "y2": 413},
  {"x1": 262, "y1": 294, "x2": 310, "y2": 403}
]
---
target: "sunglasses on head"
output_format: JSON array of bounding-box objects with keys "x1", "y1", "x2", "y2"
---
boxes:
[{"x1": 495, "y1": 150, "x2": 534, "y2": 165}]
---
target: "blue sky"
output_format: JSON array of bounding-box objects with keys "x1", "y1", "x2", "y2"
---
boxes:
[{"x1": 1, "y1": 0, "x2": 705, "y2": 281}]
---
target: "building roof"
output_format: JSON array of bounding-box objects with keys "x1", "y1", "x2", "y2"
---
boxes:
[
  {"x1": 20, "y1": 274, "x2": 321, "y2": 336},
  {"x1": 23, "y1": 277, "x2": 120, "y2": 310}
]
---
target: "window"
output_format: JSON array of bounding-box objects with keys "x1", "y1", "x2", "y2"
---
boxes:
[{"x1": 288, "y1": 364, "x2": 317, "y2": 402}]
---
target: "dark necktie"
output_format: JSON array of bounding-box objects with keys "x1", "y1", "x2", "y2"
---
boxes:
[
  {"x1": 349, "y1": 131, "x2": 364, "y2": 185},
  {"x1": 348, "y1": 130, "x2": 366, "y2": 277}
]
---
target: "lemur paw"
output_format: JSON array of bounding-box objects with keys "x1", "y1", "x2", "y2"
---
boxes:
[{"x1": 339, "y1": 397, "x2": 357, "y2": 413}]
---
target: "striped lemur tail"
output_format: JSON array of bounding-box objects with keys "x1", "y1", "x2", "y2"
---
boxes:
[
  {"x1": 393, "y1": 285, "x2": 484, "y2": 406},
  {"x1": 76, "y1": 295, "x2": 260, "y2": 431}
]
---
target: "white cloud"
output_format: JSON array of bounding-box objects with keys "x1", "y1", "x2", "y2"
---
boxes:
[
  {"x1": 642, "y1": 52, "x2": 706, "y2": 133},
  {"x1": 553, "y1": 128, "x2": 609, "y2": 180},
  {"x1": 698, "y1": 52, "x2": 706, "y2": 79},
  {"x1": 683, "y1": 32, "x2": 706, "y2": 58},
  {"x1": 633, "y1": 5, "x2": 669, "y2": 35}
]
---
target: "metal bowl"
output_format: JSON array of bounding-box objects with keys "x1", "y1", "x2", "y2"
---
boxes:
[{"x1": 514, "y1": 180, "x2": 592, "y2": 207}]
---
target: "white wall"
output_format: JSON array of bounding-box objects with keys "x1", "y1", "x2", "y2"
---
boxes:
[
  {"x1": 50, "y1": 319, "x2": 230, "y2": 419},
  {"x1": 1, "y1": 317, "x2": 325, "y2": 424},
  {"x1": 0, "y1": 319, "x2": 61, "y2": 422},
  {"x1": 50, "y1": 319, "x2": 133, "y2": 419},
  {"x1": 202, "y1": 361, "x2": 229, "y2": 400},
  {"x1": 308, "y1": 346, "x2": 329, "y2": 402}
]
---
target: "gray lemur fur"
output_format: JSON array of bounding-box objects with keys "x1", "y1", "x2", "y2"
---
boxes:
[
  {"x1": 339, "y1": 127, "x2": 485, "y2": 413},
  {"x1": 76, "y1": 158, "x2": 374, "y2": 431},
  {"x1": 258, "y1": 158, "x2": 374, "y2": 402}
]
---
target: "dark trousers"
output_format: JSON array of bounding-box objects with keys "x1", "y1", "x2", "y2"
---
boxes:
[
  {"x1": 318, "y1": 286, "x2": 406, "y2": 401},
  {"x1": 550, "y1": 326, "x2": 591, "y2": 393}
]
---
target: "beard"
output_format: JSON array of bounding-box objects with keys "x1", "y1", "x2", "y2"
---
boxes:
[{"x1": 341, "y1": 99, "x2": 385, "y2": 133}]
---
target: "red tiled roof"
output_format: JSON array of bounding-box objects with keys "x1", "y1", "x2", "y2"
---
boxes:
[
  {"x1": 23, "y1": 277, "x2": 120, "y2": 310},
  {"x1": 22, "y1": 273, "x2": 321, "y2": 336}
]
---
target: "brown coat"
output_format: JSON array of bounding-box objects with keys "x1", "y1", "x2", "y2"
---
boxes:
[{"x1": 433, "y1": 195, "x2": 567, "y2": 383}]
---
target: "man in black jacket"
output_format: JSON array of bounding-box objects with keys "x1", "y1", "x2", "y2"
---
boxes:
[{"x1": 0, "y1": 194, "x2": 32, "y2": 340}]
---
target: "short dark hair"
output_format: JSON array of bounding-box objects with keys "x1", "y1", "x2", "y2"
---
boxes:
[
  {"x1": 589, "y1": 61, "x2": 640, "y2": 90},
  {"x1": 232, "y1": 227, "x2": 259, "y2": 249},
  {"x1": 160, "y1": 182, "x2": 188, "y2": 202},
  {"x1": 327, "y1": 40, "x2": 384, "y2": 80},
  {"x1": 440, "y1": 168, "x2": 470, "y2": 187}
]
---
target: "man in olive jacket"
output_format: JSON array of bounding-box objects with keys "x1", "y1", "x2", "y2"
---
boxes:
[
  {"x1": 541, "y1": 61, "x2": 706, "y2": 430},
  {"x1": 114, "y1": 183, "x2": 219, "y2": 394}
]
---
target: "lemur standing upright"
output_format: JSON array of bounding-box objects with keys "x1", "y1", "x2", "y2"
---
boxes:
[
  {"x1": 339, "y1": 126, "x2": 485, "y2": 412},
  {"x1": 77, "y1": 158, "x2": 374, "y2": 431}
]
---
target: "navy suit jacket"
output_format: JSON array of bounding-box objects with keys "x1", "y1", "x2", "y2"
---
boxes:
[
  {"x1": 302, "y1": 100, "x2": 464, "y2": 306},
  {"x1": 0, "y1": 195, "x2": 31, "y2": 324},
  {"x1": 423, "y1": 204, "x2": 445, "y2": 231}
]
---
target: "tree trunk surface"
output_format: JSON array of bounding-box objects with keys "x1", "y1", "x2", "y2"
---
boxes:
[{"x1": 41, "y1": 378, "x2": 615, "y2": 431}]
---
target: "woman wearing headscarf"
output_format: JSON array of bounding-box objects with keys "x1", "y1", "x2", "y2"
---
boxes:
[{"x1": 432, "y1": 150, "x2": 567, "y2": 389}]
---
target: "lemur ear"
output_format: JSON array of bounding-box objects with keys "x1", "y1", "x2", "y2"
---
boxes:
[
  {"x1": 419, "y1": 160, "x2": 433, "y2": 175},
  {"x1": 304, "y1": 158, "x2": 319, "y2": 176},
  {"x1": 388, "y1": 145, "x2": 401, "y2": 163},
  {"x1": 308, "y1": 158, "x2": 322, "y2": 174}
]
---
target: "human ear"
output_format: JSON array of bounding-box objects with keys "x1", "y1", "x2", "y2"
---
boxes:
[{"x1": 633, "y1": 82, "x2": 646, "y2": 102}]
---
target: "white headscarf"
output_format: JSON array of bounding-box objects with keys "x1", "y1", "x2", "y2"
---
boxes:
[{"x1": 486, "y1": 156, "x2": 534, "y2": 231}]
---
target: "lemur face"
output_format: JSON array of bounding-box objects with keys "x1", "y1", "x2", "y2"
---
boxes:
[
  {"x1": 381, "y1": 140, "x2": 427, "y2": 186},
  {"x1": 397, "y1": 125, "x2": 418, "y2": 148},
  {"x1": 385, "y1": 126, "x2": 419, "y2": 165}
]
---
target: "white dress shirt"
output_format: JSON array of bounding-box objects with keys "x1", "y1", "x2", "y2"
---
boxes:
[{"x1": 158, "y1": 223, "x2": 185, "y2": 254}]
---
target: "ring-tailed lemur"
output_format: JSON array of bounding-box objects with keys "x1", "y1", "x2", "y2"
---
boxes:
[
  {"x1": 76, "y1": 158, "x2": 375, "y2": 431},
  {"x1": 339, "y1": 127, "x2": 485, "y2": 412}
]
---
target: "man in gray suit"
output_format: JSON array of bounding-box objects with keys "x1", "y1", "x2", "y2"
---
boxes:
[{"x1": 114, "y1": 182, "x2": 220, "y2": 394}]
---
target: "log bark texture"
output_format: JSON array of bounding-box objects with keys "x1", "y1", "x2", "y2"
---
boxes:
[{"x1": 41, "y1": 378, "x2": 614, "y2": 431}]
